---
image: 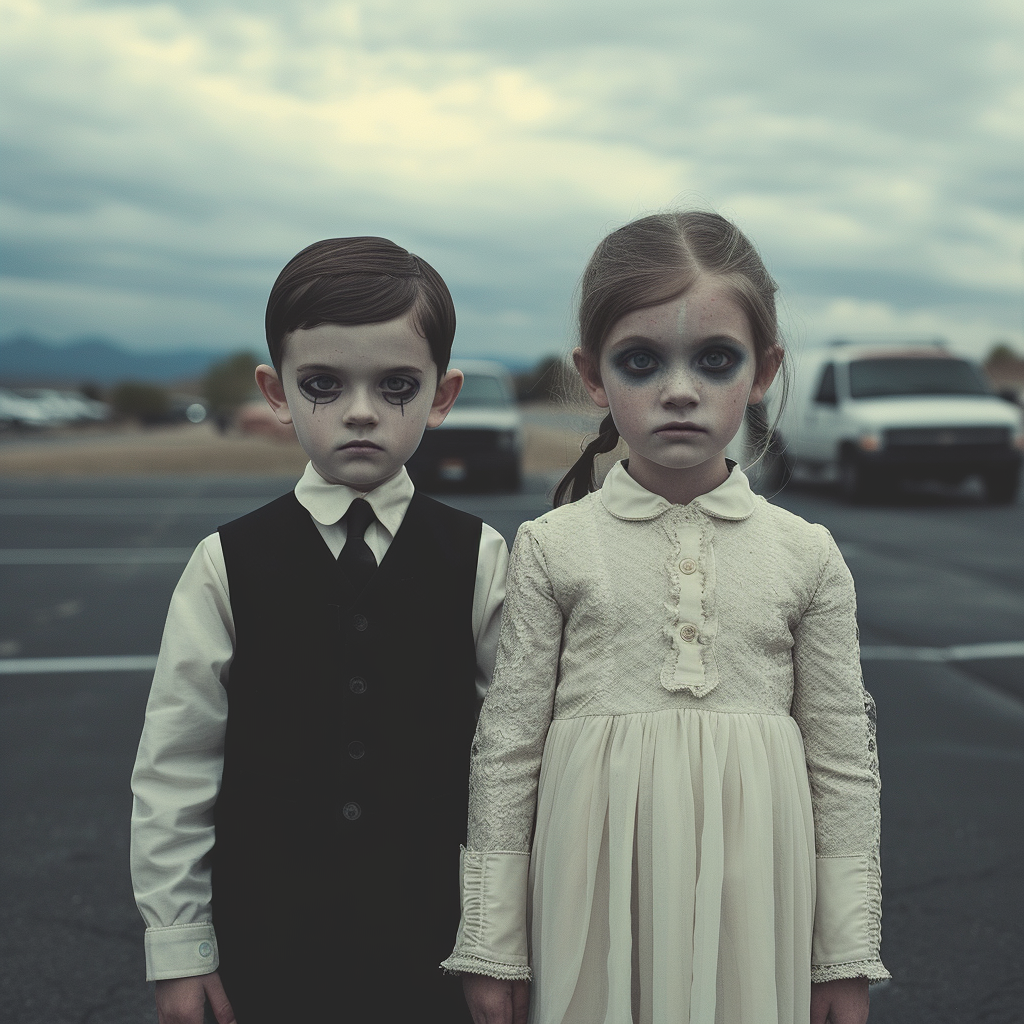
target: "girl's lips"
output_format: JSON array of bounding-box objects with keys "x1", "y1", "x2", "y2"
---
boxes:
[
  {"x1": 339, "y1": 440, "x2": 382, "y2": 451},
  {"x1": 656, "y1": 423, "x2": 705, "y2": 435}
]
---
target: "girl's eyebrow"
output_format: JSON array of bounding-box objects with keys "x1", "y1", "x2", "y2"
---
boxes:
[{"x1": 607, "y1": 333, "x2": 744, "y2": 349}]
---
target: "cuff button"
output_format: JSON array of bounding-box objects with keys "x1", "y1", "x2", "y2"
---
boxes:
[{"x1": 198, "y1": 941, "x2": 213, "y2": 958}]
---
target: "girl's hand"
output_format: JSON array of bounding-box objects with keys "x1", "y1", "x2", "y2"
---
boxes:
[
  {"x1": 462, "y1": 973, "x2": 529, "y2": 1024},
  {"x1": 154, "y1": 972, "x2": 236, "y2": 1024},
  {"x1": 810, "y1": 977, "x2": 869, "y2": 1024}
]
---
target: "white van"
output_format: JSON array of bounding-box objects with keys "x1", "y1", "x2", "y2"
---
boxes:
[{"x1": 763, "y1": 342, "x2": 1023, "y2": 502}]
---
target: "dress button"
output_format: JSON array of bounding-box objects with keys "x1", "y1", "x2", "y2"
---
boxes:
[
  {"x1": 349, "y1": 676, "x2": 367, "y2": 694},
  {"x1": 348, "y1": 740, "x2": 365, "y2": 759},
  {"x1": 198, "y1": 941, "x2": 212, "y2": 958},
  {"x1": 342, "y1": 801, "x2": 362, "y2": 821},
  {"x1": 352, "y1": 613, "x2": 368, "y2": 631},
  {"x1": 679, "y1": 558, "x2": 697, "y2": 574},
  {"x1": 679, "y1": 623, "x2": 698, "y2": 642}
]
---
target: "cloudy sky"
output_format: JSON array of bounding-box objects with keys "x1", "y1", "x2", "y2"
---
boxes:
[{"x1": 2, "y1": 0, "x2": 1022, "y2": 366}]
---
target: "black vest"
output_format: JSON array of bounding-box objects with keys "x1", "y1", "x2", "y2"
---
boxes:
[{"x1": 213, "y1": 490, "x2": 480, "y2": 1021}]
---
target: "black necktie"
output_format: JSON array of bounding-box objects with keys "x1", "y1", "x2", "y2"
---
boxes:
[{"x1": 337, "y1": 498, "x2": 377, "y2": 594}]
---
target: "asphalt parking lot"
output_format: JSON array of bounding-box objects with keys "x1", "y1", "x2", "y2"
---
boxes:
[{"x1": 1, "y1": 472, "x2": 1021, "y2": 1024}]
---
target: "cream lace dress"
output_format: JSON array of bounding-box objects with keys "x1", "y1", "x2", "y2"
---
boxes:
[{"x1": 442, "y1": 462, "x2": 889, "y2": 1024}]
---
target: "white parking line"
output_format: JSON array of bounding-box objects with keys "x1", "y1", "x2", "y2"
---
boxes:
[
  {"x1": 1, "y1": 643, "x2": 1021, "y2": 677},
  {"x1": 0, "y1": 498, "x2": 265, "y2": 516},
  {"x1": 0, "y1": 548, "x2": 193, "y2": 565},
  {"x1": 860, "y1": 641, "x2": 1024, "y2": 662},
  {"x1": 0, "y1": 655, "x2": 159, "y2": 675}
]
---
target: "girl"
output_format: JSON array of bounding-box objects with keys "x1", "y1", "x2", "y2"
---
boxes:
[{"x1": 442, "y1": 211, "x2": 889, "y2": 1024}]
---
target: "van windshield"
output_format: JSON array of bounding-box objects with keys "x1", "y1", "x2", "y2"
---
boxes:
[
  {"x1": 455, "y1": 373, "x2": 514, "y2": 408},
  {"x1": 848, "y1": 358, "x2": 991, "y2": 399}
]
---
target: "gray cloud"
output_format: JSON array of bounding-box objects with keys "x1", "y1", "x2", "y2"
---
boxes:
[{"x1": 1, "y1": 0, "x2": 1022, "y2": 362}]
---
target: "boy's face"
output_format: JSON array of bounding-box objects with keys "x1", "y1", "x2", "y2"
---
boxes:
[{"x1": 256, "y1": 315, "x2": 462, "y2": 490}]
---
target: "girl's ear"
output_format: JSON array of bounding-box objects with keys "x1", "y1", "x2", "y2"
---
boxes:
[
  {"x1": 748, "y1": 345, "x2": 784, "y2": 406},
  {"x1": 255, "y1": 364, "x2": 293, "y2": 425},
  {"x1": 573, "y1": 347, "x2": 609, "y2": 409},
  {"x1": 427, "y1": 368, "x2": 464, "y2": 428}
]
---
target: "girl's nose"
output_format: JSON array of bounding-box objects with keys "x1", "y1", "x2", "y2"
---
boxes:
[{"x1": 661, "y1": 368, "x2": 700, "y2": 408}]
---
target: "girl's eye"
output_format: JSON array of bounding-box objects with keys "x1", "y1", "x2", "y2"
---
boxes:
[
  {"x1": 620, "y1": 351, "x2": 659, "y2": 374},
  {"x1": 298, "y1": 374, "x2": 342, "y2": 402},
  {"x1": 380, "y1": 375, "x2": 420, "y2": 406},
  {"x1": 697, "y1": 349, "x2": 737, "y2": 373}
]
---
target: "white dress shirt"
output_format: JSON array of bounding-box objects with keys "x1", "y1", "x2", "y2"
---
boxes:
[{"x1": 131, "y1": 464, "x2": 508, "y2": 981}]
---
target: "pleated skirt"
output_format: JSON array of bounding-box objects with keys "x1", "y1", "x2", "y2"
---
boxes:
[{"x1": 528, "y1": 710, "x2": 816, "y2": 1024}]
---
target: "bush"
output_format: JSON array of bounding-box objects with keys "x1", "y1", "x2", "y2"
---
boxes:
[
  {"x1": 110, "y1": 381, "x2": 171, "y2": 424},
  {"x1": 203, "y1": 352, "x2": 260, "y2": 416}
]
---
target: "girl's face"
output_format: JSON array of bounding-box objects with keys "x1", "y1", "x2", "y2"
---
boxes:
[{"x1": 575, "y1": 274, "x2": 777, "y2": 502}]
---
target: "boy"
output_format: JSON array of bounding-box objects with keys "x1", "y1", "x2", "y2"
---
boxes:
[{"x1": 130, "y1": 237, "x2": 508, "y2": 1023}]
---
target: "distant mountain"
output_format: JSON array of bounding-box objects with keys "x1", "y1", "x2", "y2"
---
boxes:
[{"x1": 0, "y1": 335, "x2": 242, "y2": 385}]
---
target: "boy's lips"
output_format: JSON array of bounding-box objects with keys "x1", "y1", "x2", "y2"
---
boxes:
[{"x1": 339, "y1": 440, "x2": 383, "y2": 451}]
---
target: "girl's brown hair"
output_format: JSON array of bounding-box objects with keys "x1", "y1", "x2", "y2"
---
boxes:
[
  {"x1": 554, "y1": 211, "x2": 785, "y2": 505},
  {"x1": 265, "y1": 236, "x2": 456, "y2": 374}
]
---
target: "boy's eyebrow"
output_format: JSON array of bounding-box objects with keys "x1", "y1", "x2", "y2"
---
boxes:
[{"x1": 292, "y1": 362, "x2": 427, "y2": 375}]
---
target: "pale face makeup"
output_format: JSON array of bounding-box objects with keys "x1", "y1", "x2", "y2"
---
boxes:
[
  {"x1": 576, "y1": 275, "x2": 775, "y2": 504},
  {"x1": 256, "y1": 316, "x2": 462, "y2": 490}
]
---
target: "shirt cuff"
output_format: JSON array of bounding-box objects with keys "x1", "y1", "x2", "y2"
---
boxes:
[
  {"x1": 812, "y1": 854, "x2": 887, "y2": 981},
  {"x1": 440, "y1": 848, "x2": 532, "y2": 981},
  {"x1": 144, "y1": 922, "x2": 219, "y2": 982}
]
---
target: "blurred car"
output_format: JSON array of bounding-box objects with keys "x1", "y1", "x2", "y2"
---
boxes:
[
  {"x1": 768, "y1": 342, "x2": 1023, "y2": 502},
  {"x1": 0, "y1": 387, "x2": 110, "y2": 428},
  {"x1": 407, "y1": 360, "x2": 523, "y2": 491}
]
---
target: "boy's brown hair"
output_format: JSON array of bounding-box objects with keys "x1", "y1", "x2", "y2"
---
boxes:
[{"x1": 265, "y1": 236, "x2": 457, "y2": 374}]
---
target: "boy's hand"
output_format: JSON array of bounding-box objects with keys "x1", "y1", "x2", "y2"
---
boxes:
[
  {"x1": 462, "y1": 973, "x2": 529, "y2": 1024},
  {"x1": 810, "y1": 977, "x2": 869, "y2": 1024},
  {"x1": 154, "y1": 972, "x2": 235, "y2": 1024}
]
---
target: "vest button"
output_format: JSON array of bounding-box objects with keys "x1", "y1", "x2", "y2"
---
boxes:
[
  {"x1": 349, "y1": 676, "x2": 367, "y2": 694},
  {"x1": 348, "y1": 740, "x2": 365, "y2": 759},
  {"x1": 342, "y1": 801, "x2": 362, "y2": 821},
  {"x1": 352, "y1": 613, "x2": 368, "y2": 632},
  {"x1": 679, "y1": 558, "x2": 697, "y2": 575},
  {"x1": 679, "y1": 623, "x2": 698, "y2": 642}
]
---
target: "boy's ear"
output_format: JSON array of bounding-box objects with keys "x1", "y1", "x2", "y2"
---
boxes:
[
  {"x1": 748, "y1": 344, "x2": 784, "y2": 406},
  {"x1": 427, "y1": 369, "x2": 464, "y2": 428},
  {"x1": 573, "y1": 347, "x2": 609, "y2": 409},
  {"x1": 255, "y1": 364, "x2": 293, "y2": 425}
]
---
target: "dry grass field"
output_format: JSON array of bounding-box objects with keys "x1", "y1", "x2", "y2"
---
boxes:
[{"x1": 0, "y1": 407, "x2": 610, "y2": 479}]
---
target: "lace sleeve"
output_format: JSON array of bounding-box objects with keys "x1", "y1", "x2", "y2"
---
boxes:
[
  {"x1": 442, "y1": 522, "x2": 564, "y2": 979},
  {"x1": 792, "y1": 529, "x2": 889, "y2": 983},
  {"x1": 468, "y1": 521, "x2": 564, "y2": 852}
]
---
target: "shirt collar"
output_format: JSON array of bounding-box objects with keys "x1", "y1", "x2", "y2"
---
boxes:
[
  {"x1": 293, "y1": 462, "x2": 414, "y2": 537},
  {"x1": 599, "y1": 459, "x2": 756, "y2": 521}
]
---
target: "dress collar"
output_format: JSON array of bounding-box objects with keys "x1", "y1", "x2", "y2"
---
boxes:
[
  {"x1": 293, "y1": 462, "x2": 414, "y2": 537},
  {"x1": 599, "y1": 459, "x2": 756, "y2": 522}
]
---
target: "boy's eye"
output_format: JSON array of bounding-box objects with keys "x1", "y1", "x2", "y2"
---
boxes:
[
  {"x1": 619, "y1": 351, "x2": 659, "y2": 374},
  {"x1": 298, "y1": 374, "x2": 342, "y2": 402},
  {"x1": 380, "y1": 375, "x2": 421, "y2": 406}
]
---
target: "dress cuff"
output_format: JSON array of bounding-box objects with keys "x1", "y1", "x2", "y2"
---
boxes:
[
  {"x1": 811, "y1": 959, "x2": 891, "y2": 985},
  {"x1": 812, "y1": 855, "x2": 887, "y2": 981},
  {"x1": 440, "y1": 848, "x2": 532, "y2": 981},
  {"x1": 144, "y1": 922, "x2": 219, "y2": 981}
]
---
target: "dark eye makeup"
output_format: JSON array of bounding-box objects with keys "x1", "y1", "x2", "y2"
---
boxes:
[
  {"x1": 380, "y1": 375, "x2": 421, "y2": 411},
  {"x1": 296, "y1": 372, "x2": 422, "y2": 413},
  {"x1": 298, "y1": 373, "x2": 343, "y2": 406}
]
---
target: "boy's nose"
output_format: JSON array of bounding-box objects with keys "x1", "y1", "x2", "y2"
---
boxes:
[{"x1": 343, "y1": 389, "x2": 379, "y2": 425}]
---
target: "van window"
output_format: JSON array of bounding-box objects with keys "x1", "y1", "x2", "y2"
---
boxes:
[
  {"x1": 814, "y1": 363, "x2": 837, "y2": 404},
  {"x1": 848, "y1": 358, "x2": 991, "y2": 399},
  {"x1": 454, "y1": 373, "x2": 514, "y2": 408}
]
